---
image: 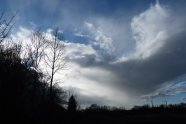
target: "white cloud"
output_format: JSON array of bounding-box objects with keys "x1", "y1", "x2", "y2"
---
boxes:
[
  {"x1": 81, "y1": 2, "x2": 172, "y2": 62},
  {"x1": 64, "y1": 42, "x2": 97, "y2": 59},
  {"x1": 131, "y1": 2, "x2": 169, "y2": 59},
  {"x1": 11, "y1": 27, "x2": 32, "y2": 41},
  {"x1": 74, "y1": 31, "x2": 89, "y2": 38},
  {"x1": 62, "y1": 63, "x2": 132, "y2": 107},
  {"x1": 84, "y1": 21, "x2": 115, "y2": 55},
  {"x1": 83, "y1": 17, "x2": 134, "y2": 58}
]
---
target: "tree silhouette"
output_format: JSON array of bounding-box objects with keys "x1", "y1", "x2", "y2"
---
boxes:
[
  {"x1": 0, "y1": 42, "x2": 66, "y2": 121},
  {"x1": 22, "y1": 28, "x2": 47, "y2": 105},
  {"x1": 44, "y1": 28, "x2": 66, "y2": 99},
  {"x1": 24, "y1": 28, "x2": 46, "y2": 69},
  {"x1": 0, "y1": 12, "x2": 15, "y2": 44},
  {"x1": 68, "y1": 95, "x2": 77, "y2": 112}
]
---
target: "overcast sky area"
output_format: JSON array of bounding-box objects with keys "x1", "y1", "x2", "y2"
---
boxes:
[{"x1": 1, "y1": 0, "x2": 186, "y2": 108}]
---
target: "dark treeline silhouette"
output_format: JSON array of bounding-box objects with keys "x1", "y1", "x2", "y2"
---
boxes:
[
  {"x1": 0, "y1": 13, "x2": 186, "y2": 124},
  {"x1": 0, "y1": 44, "x2": 65, "y2": 123},
  {"x1": 0, "y1": 13, "x2": 66, "y2": 123}
]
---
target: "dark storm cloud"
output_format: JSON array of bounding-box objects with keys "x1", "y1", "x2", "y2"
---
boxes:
[
  {"x1": 114, "y1": 30, "x2": 186, "y2": 95},
  {"x1": 72, "y1": 30, "x2": 186, "y2": 98}
]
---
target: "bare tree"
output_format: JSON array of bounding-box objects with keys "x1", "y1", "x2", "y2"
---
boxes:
[
  {"x1": 24, "y1": 28, "x2": 46, "y2": 70},
  {"x1": 20, "y1": 28, "x2": 47, "y2": 104},
  {"x1": 44, "y1": 28, "x2": 66, "y2": 98},
  {"x1": 0, "y1": 12, "x2": 16, "y2": 44}
]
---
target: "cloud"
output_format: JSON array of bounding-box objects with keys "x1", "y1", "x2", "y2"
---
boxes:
[
  {"x1": 115, "y1": 31, "x2": 186, "y2": 93},
  {"x1": 7, "y1": 1, "x2": 186, "y2": 108},
  {"x1": 142, "y1": 76, "x2": 186, "y2": 99},
  {"x1": 67, "y1": 2, "x2": 186, "y2": 106},
  {"x1": 131, "y1": 2, "x2": 169, "y2": 59},
  {"x1": 82, "y1": 17, "x2": 134, "y2": 58},
  {"x1": 84, "y1": 21, "x2": 115, "y2": 55},
  {"x1": 64, "y1": 42, "x2": 100, "y2": 66}
]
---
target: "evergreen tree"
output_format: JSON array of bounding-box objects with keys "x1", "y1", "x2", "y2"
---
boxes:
[{"x1": 68, "y1": 95, "x2": 77, "y2": 112}]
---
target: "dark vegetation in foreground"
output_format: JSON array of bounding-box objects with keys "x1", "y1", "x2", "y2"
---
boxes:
[
  {"x1": 1, "y1": 36, "x2": 186, "y2": 124},
  {"x1": 0, "y1": 14, "x2": 186, "y2": 124}
]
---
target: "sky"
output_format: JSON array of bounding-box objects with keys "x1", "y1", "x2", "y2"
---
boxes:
[{"x1": 1, "y1": 0, "x2": 186, "y2": 108}]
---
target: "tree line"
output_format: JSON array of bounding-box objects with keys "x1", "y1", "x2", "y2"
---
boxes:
[{"x1": 0, "y1": 13, "x2": 78, "y2": 122}]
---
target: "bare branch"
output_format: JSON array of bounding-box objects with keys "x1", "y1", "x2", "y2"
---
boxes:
[
  {"x1": 44, "y1": 28, "x2": 66, "y2": 98},
  {"x1": 0, "y1": 12, "x2": 16, "y2": 44}
]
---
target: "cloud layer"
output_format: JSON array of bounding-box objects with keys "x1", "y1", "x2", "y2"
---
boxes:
[
  {"x1": 64, "y1": 2, "x2": 186, "y2": 107},
  {"x1": 8, "y1": 1, "x2": 186, "y2": 108}
]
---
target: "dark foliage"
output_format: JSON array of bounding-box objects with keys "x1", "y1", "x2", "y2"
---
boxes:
[
  {"x1": 68, "y1": 95, "x2": 77, "y2": 112},
  {"x1": 0, "y1": 45, "x2": 65, "y2": 123}
]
